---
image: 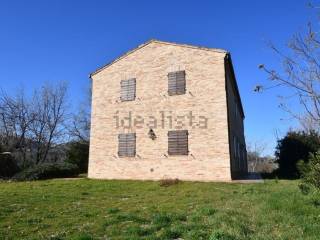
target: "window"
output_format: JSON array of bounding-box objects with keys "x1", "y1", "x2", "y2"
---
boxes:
[
  {"x1": 233, "y1": 136, "x2": 237, "y2": 160},
  {"x1": 239, "y1": 145, "x2": 243, "y2": 171},
  {"x1": 168, "y1": 130, "x2": 188, "y2": 155},
  {"x1": 168, "y1": 70, "x2": 186, "y2": 95},
  {"x1": 118, "y1": 133, "x2": 136, "y2": 157},
  {"x1": 121, "y1": 78, "x2": 136, "y2": 101},
  {"x1": 233, "y1": 136, "x2": 241, "y2": 171},
  {"x1": 234, "y1": 100, "x2": 238, "y2": 119},
  {"x1": 242, "y1": 146, "x2": 247, "y2": 171},
  {"x1": 237, "y1": 141, "x2": 241, "y2": 170}
]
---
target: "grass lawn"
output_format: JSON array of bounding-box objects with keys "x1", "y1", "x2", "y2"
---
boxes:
[{"x1": 0, "y1": 179, "x2": 319, "y2": 240}]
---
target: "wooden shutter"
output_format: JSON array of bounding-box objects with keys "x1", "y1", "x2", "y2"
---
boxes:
[
  {"x1": 168, "y1": 71, "x2": 186, "y2": 95},
  {"x1": 118, "y1": 134, "x2": 127, "y2": 157},
  {"x1": 118, "y1": 133, "x2": 136, "y2": 157},
  {"x1": 121, "y1": 78, "x2": 136, "y2": 101},
  {"x1": 168, "y1": 130, "x2": 188, "y2": 155}
]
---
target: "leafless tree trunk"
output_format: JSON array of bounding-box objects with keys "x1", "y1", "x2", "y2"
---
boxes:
[{"x1": 247, "y1": 141, "x2": 267, "y2": 172}]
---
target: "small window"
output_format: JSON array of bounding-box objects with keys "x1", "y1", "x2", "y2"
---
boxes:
[
  {"x1": 233, "y1": 136, "x2": 237, "y2": 160},
  {"x1": 243, "y1": 147, "x2": 247, "y2": 170},
  {"x1": 121, "y1": 78, "x2": 136, "y2": 101},
  {"x1": 168, "y1": 70, "x2": 186, "y2": 95},
  {"x1": 118, "y1": 133, "x2": 136, "y2": 157},
  {"x1": 168, "y1": 130, "x2": 188, "y2": 155},
  {"x1": 239, "y1": 145, "x2": 243, "y2": 171},
  {"x1": 237, "y1": 141, "x2": 240, "y2": 160},
  {"x1": 234, "y1": 100, "x2": 238, "y2": 119}
]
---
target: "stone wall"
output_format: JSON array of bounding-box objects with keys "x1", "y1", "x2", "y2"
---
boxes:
[{"x1": 88, "y1": 40, "x2": 236, "y2": 181}]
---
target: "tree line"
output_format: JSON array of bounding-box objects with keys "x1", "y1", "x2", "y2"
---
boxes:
[{"x1": 0, "y1": 82, "x2": 90, "y2": 179}]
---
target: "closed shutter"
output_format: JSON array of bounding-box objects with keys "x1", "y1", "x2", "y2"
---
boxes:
[
  {"x1": 118, "y1": 133, "x2": 136, "y2": 157},
  {"x1": 237, "y1": 141, "x2": 241, "y2": 170},
  {"x1": 233, "y1": 136, "x2": 237, "y2": 170},
  {"x1": 239, "y1": 145, "x2": 243, "y2": 171},
  {"x1": 168, "y1": 130, "x2": 188, "y2": 155},
  {"x1": 121, "y1": 78, "x2": 136, "y2": 101},
  {"x1": 168, "y1": 71, "x2": 186, "y2": 95}
]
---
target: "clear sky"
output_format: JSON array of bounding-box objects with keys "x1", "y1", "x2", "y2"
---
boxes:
[{"x1": 0, "y1": 0, "x2": 315, "y2": 155}]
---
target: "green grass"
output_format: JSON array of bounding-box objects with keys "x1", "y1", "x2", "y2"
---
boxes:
[{"x1": 0, "y1": 179, "x2": 319, "y2": 240}]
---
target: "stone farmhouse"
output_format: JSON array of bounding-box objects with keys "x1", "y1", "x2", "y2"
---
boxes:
[{"x1": 88, "y1": 40, "x2": 247, "y2": 181}]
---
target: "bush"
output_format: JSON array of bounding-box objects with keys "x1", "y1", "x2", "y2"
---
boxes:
[
  {"x1": 298, "y1": 151, "x2": 320, "y2": 192},
  {"x1": 275, "y1": 130, "x2": 320, "y2": 179},
  {"x1": 0, "y1": 153, "x2": 20, "y2": 179},
  {"x1": 66, "y1": 141, "x2": 89, "y2": 173},
  {"x1": 12, "y1": 162, "x2": 79, "y2": 181},
  {"x1": 159, "y1": 178, "x2": 180, "y2": 187}
]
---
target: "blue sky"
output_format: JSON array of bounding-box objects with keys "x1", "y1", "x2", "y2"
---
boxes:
[{"x1": 0, "y1": 0, "x2": 315, "y2": 155}]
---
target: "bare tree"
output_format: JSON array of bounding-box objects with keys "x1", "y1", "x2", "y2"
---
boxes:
[
  {"x1": 69, "y1": 84, "x2": 91, "y2": 142},
  {"x1": 247, "y1": 141, "x2": 268, "y2": 172},
  {"x1": 29, "y1": 82, "x2": 69, "y2": 164},
  {"x1": 0, "y1": 82, "x2": 69, "y2": 166},
  {"x1": 257, "y1": 10, "x2": 320, "y2": 131},
  {"x1": 0, "y1": 89, "x2": 31, "y2": 167}
]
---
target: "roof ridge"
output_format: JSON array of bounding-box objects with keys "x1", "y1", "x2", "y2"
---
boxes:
[
  {"x1": 90, "y1": 39, "x2": 228, "y2": 77},
  {"x1": 151, "y1": 39, "x2": 227, "y2": 54}
]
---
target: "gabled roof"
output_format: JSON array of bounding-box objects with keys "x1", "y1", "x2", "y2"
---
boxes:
[
  {"x1": 89, "y1": 39, "x2": 228, "y2": 77},
  {"x1": 89, "y1": 39, "x2": 245, "y2": 117}
]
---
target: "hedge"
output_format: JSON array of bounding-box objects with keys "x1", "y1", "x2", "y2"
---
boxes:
[{"x1": 12, "y1": 162, "x2": 79, "y2": 181}]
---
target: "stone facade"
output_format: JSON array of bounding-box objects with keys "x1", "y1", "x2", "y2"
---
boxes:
[{"x1": 88, "y1": 40, "x2": 247, "y2": 181}]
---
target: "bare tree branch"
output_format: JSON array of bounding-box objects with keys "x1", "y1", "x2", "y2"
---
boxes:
[{"x1": 258, "y1": 18, "x2": 320, "y2": 131}]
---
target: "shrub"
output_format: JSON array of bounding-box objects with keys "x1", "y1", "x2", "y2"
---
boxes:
[
  {"x1": 275, "y1": 130, "x2": 320, "y2": 179},
  {"x1": 159, "y1": 178, "x2": 180, "y2": 187},
  {"x1": 66, "y1": 141, "x2": 89, "y2": 173},
  {"x1": 12, "y1": 162, "x2": 79, "y2": 181},
  {"x1": 298, "y1": 182, "x2": 311, "y2": 195},
  {"x1": 0, "y1": 153, "x2": 20, "y2": 179},
  {"x1": 298, "y1": 151, "x2": 320, "y2": 192}
]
